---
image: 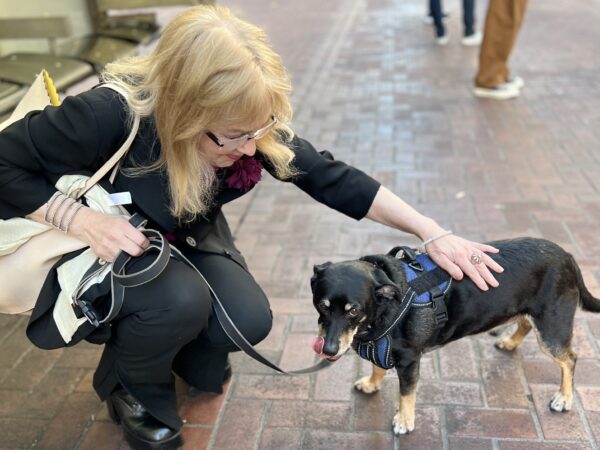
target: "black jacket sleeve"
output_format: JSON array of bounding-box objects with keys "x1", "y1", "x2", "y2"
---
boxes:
[
  {"x1": 0, "y1": 88, "x2": 128, "y2": 218},
  {"x1": 263, "y1": 135, "x2": 381, "y2": 220}
]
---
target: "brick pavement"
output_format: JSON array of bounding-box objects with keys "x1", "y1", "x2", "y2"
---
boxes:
[{"x1": 1, "y1": 0, "x2": 600, "y2": 449}]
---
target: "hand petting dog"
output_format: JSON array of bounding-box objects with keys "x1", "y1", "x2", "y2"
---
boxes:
[
  {"x1": 423, "y1": 232, "x2": 503, "y2": 291},
  {"x1": 366, "y1": 186, "x2": 504, "y2": 291}
]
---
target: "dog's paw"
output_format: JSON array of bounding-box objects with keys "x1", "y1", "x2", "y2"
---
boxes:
[
  {"x1": 494, "y1": 337, "x2": 519, "y2": 352},
  {"x1": 392, "y1": 411, "x2": 415, "y2": 435},
  {"x1": 353, "y1": 376, "x2": 382, "y2": 394},
  {"x1": 549, "y1": 392, "x2": 572, "y2": 412}
]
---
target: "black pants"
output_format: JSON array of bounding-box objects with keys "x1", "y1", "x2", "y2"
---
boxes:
[{"x1": 92, "y1": 251, "x2": 272, "y2": 430}]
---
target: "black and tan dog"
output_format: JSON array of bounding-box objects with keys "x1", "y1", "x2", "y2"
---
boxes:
[{"x1": 310, "y1": 237, "x2": 600, "y2": 435}]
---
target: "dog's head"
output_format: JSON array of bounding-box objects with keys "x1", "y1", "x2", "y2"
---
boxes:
[{"x1": 310, "y1": 258, "x2": 400, "y2": 361}]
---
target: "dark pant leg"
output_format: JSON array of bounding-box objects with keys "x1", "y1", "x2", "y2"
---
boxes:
[
  {"x1": 173, "y1": 252, "x2": 272, "y2": 393},
  {"x1": 93, "y1": 255, "x2": 213, "y2": 430},
  {"x1": 429, "y1": 0, "x2": 445, "y2": 37},
  {"x1": 463, "y1": 0, "x2": 475, "y2": 36}
]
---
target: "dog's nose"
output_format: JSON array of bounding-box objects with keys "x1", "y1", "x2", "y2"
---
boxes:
[{"x1": 323, "y1": 339, "x2": 339, "y2": 356}]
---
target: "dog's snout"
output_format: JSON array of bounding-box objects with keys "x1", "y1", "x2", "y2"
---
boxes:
[{"x1": 323, "y1": 338, "x2": 339, "y2": 356}]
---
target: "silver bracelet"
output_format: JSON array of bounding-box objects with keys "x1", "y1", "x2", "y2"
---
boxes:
[
  {"x1": 43, "y1": 191, "x2": 63, "y2": 223},
  {"x1": 419, "y1": 230, "x2": 453, "y2": 253},
  {"x1": 55, "y1": 197, "x2": 77, "y2": 231},
  {"x1": 62, "y1": 202, "x2": 85, "y2": 233},
  {"x1": 47, "y1": 194, "x2": 69, "y2": 227}
]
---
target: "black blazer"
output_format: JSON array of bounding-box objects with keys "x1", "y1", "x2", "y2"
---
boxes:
[{"x1": 0, "y1": 87, "x2": 381, "y2": 348}]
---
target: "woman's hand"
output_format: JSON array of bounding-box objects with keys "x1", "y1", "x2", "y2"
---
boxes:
[
  {"x1": 364, "y1": 186, "x2": 504, "y2": 290},
  {"x1": 423, "y1": 233, "x2": 503, "y2": 291},
  {"x1": 68, "y1": 207, "x2": 150, "y2": 262}
]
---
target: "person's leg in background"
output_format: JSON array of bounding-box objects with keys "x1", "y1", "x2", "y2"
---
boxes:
[
  {"x1": 474, "y1": 0, "x2": 528, "y2": 99},
  {"x1": 430, "y1": 0, "x2": 449, "y2": 44},
  {"x1": 424, "y1": 0, "x2": 448, "y2": 25},
  {"x1": 93, "y1": 255, "x2": 214, "y2": 449},
  {"x1": 173, "y1": 252, "x2": 273, "y2": 393},
  {"x1": 461, "y1": 0, "x2": 483, "y2": 45}
]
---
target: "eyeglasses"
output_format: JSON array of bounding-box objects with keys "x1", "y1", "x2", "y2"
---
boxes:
[{"x1": 206, "y1": 116, "x2": 278, "y2": 152}]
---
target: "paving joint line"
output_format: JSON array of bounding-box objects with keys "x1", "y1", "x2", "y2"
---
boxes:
[
  {"x1": 205, "y1": 371, "x2": 237, "y2": 450},
  {"x1": 516, "y1": 359, "x2": 545, "y2": 441},
  {"x1": 231, "y1": 0, "x2": 362, "y2": 239}
]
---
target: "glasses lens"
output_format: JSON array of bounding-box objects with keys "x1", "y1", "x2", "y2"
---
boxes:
[
  {"x1": 220, "y1": 136, "x2": 249, "y2": 152},
  {"x1": 211, "y1": 117, "x2": 277, "y2": 152}
]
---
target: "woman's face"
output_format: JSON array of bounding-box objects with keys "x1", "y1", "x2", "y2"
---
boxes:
[
  {"x1": 197, "y1": 115, "x2": 276, "y2": 168},
  {"x1": 197, "y1": 130, "x2": 257, "y2": 168}
]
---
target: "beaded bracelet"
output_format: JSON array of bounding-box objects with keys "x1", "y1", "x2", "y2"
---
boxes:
[
  {"x1": 54, "y1": 197, "x2": 77, "y2": 230},
  {"x1": 43, "y1": 191, "x2": 63, "y2": 223},
  {"x1": 61, "y1": 202, "x2": 85, "y2": 233},
  {"x1": 418, "y1": 230, "x2": 453, "y2": 253},
  {"x1": 47, "y1": 194, "x2": 70, "y2": 227}
]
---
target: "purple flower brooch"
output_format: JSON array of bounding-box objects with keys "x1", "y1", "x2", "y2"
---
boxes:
[{"x1": 225, "y1": 157, "x2": 263, "y2": 192}]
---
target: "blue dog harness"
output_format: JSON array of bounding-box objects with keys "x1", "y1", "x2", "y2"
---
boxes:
[{"x1": 357, "y1": 246, "x2": 452, "y2": 369}]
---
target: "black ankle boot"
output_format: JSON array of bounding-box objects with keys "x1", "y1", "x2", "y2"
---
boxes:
[
  {"x1": 106, "y1": 389, "x2": 183, "y2": 450},
  {"x1": 223, "y1": 358, "x2": 232, "y2": 384}
]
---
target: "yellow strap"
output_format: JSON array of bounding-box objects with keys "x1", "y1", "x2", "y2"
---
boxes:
[{"x1": 42, "y1": 70, "x2": 61, "y2": 106}]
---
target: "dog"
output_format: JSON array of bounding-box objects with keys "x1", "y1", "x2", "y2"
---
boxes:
[{"x1": 310, "y1": 237, "x2": 600, "y2": 435}]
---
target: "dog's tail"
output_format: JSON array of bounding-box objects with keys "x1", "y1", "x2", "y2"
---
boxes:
[{"x1": 574, "y1": 257, "x2": 600, "y2": 312}]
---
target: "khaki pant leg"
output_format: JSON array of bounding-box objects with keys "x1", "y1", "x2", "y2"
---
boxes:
[{"x1": 475, "y1": 0, "x2": 528, "y2": 88}]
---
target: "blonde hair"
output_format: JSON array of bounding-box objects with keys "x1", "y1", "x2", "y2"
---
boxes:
[{"x1": 101, "y1": 5, "x2": 296, "y2": 220}]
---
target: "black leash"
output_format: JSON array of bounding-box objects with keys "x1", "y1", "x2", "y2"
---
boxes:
[{"x1": 73, "y1": 214, "x2": 332, "y2": 375}]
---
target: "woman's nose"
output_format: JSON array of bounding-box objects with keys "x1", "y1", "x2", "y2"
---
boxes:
[{"x1": 238, "y1": 138, "x2": 256, "y2": 156}]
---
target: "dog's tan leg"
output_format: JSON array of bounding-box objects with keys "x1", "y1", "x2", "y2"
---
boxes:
[
  {"x1": 354, "y1": 364, "x2": 386, "y2": 394},
  {"x1": 495, "y1": 316, "x2": 532, "y2": 351},
  {"x1": 548, "y1": 349, "x2": 577, "y2": 412},
  {"x1": 393, "y1": 391, "x2": 416, "y2": 435}
]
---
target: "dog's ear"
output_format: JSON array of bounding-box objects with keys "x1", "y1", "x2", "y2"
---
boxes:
[
  {"x1": 311, "y1": 262, "x2": 332, "y2": 292},
  {"x1": 360, "y1": 255, "x2": 388, "y2": 268},
  {"x1": 375, "y1": 284, "x2": 398, "y2": 302},
  {"x1": 313, "y1": 262, "x2": 332, "y2": 276}
]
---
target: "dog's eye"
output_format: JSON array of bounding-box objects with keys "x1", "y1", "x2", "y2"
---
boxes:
[{"x1": 347, "y1": 307, "x2": 359, "y2": 317}]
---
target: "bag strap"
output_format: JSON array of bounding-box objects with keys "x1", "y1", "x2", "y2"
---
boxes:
[{"x1": 75, "y1": 83, "x2": 140, "y2": 199}]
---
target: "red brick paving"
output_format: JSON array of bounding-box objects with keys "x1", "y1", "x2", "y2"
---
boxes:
[{"x1": 2, "y1": 0, "x2": 600, "y2": 449}]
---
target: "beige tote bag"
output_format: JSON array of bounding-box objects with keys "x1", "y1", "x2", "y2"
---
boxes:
[{"x1": 0, "y1": 71, "x2": 139, "y2": 314}]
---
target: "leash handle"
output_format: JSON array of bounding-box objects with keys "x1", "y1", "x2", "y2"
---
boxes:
[{"x1": 73, "y1": 216, "x2": 332, "y2": 375}]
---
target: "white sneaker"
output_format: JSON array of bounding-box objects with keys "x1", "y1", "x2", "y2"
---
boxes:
[
  {"x1": 473, "y1": 84, "x2": 520, "y2": 100},
  {"x1": 436, "y1": 34, "x2": 449, "y2": 46},
  {"x1": 461, "y1": 31, "x2": 482, "y2": 46},
  {"x1": 503, "y1": 76, "x2": 524, "y2": 89}
]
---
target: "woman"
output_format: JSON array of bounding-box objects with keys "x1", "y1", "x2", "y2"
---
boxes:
[{"x1": 0, "y1": 5, "x2": 502, "y2": 449}]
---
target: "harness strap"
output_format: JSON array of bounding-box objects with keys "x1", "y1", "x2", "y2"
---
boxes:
[{"x1": 407, "y1": 267, "x2": 449, "y2": 294}]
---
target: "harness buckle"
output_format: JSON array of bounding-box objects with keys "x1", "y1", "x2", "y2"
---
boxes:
[
  {"x1": 390, "y1": 246, "x2": 422, "y2": 270},
  {"x1": 408, "y1": 261, "x2": 424, "y2": 272},
  {"x1": 430, "y1": 287, "x2": 448, "y2": 329}
]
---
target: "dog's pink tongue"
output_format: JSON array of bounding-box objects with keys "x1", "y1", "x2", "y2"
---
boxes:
[{"x1": 312, "y1": 336, "x2": 324, "y2": 355}]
